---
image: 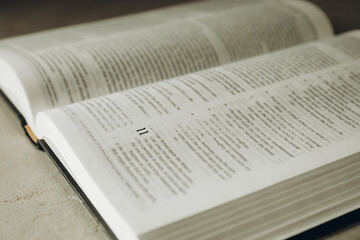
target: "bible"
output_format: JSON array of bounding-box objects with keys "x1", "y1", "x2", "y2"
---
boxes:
[{"x1": 0, "y1": 0, "x2": 359, "y2": 239}]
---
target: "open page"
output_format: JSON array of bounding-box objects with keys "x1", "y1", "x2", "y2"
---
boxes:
[
  {"x1": 36, "y1": 31, "x2": 360, "y2": 238},
  {"x1": 0, "y1": 0, "x2": 332, "y2": 130}
]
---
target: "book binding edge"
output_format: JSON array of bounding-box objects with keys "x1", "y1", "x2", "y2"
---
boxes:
[
  {"x1": 39, "y1": 139, "x2": 118, "y2": 240},
  {"x1": 0, "y1": 89, "x2": 42, "y2": 149}
]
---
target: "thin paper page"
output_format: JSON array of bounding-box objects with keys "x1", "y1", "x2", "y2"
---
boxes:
[
  {"x1": 39, "y1": 32, "x2": 359, "y2": 123},
  {"x1": 25, "y1": 0, "x2": 332, "y2": 109},
  {"x1": 0, "y1": 0, "x2": 265, "y2": 51},
  {"x1": 1, "y1": 0, "x2": 332, "y2": 131},
  {"x1": 36, "y1": 31, "x2": 360, "y2": 234}
]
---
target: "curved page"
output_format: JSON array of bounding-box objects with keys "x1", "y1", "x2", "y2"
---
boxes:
[
  {"x1": 36, "y1": 31, "x2": 360, "y2": 239},
  {"x1": 0, "y1": 0, "x2": 332, "y2": 131}
]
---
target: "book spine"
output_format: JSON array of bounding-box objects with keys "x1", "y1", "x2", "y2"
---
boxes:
[
  {"x1": 19, "y1": 114, "x2": 42, "y2": 149},
  {"x1": 0, "y1": 90, "x2": 42, "y2": 150}
]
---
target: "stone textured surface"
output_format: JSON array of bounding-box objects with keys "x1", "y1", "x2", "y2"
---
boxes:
[{"x1": 0, "y1": 96, "x2": 108, "y2": 240}]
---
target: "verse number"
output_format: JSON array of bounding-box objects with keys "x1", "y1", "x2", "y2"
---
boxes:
[{"x1": 136, "y1": 127, "x2": 149, "y2": 135}]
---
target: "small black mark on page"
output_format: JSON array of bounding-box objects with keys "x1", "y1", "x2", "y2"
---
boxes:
[{"x1": 137, "y1": 127, "x2": 149, "y2": 135}]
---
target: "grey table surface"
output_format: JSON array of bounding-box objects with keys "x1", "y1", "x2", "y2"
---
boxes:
[{"x1": 0, "y1": 1, "x2": 359, "y2": 239}]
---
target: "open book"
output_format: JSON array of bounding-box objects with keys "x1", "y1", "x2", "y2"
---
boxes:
[{"x1": 0, "y1": 0, "x2": 359, "y2": 239}]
